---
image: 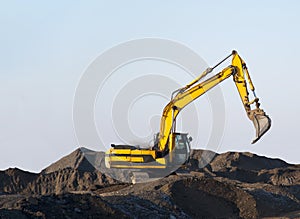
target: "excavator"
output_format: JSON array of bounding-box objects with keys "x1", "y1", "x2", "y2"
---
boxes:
[{"x1": 105, "y1": 50, "x2": 271, "y2": 182}]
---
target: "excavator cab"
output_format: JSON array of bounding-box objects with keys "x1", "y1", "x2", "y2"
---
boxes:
[{"x1": 168, "y1": 133, "x2": 192, "y2": 166}]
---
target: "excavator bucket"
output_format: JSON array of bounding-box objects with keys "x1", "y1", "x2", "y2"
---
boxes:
[{"x1": 251, "y1": 111, "x2": 271, "y2": 144}]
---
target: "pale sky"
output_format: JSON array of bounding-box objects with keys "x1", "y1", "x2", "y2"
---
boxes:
[{"x1": 1, "y1": 1, "x2": 299, "y2": 172}]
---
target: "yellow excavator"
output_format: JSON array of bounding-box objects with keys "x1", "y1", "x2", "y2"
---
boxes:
[{"x1": 105, "y1": 50, "x2": 271, "y2": 178}]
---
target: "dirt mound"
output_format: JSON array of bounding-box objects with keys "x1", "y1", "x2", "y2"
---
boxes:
[
  {"x1": 187, "y1": 150, "x2": 300, "y2": 186},
  {"x1": 0, "y1": 168, "x2": 37, "y2": 194},
  {"x1": 42, "y1": 147, "x2": 98, "y2": 174},
  {"x1": 0, "y1": 148, "x2": 300, "y2": 218},
  {"x1": 29, "y1": 148, "x2": 118, "y2": 195},
  {"x1": 0, "y1": 148, "x2": 118, "y2": 196},
  {"x1": 169, "y1": 177, "x2": 257, "y2": 218},
  {"x1": 209, "y1": 151, "x2": 289, "y2": 171},
  {"x1": 96, "y1": 174, "x2": 300, "y2": 218},
  {"x1": 0, "y1": 194, "x2": 128, "y2": 219}
]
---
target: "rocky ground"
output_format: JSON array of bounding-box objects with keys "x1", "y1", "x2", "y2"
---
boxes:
[{"x1": 0, "y1": 148, "x2": 300, "y2": 219}]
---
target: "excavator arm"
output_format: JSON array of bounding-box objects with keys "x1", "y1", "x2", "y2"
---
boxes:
[
  {"x1": 158, "y1": 50, "x2": 271, "y2": 152},
  {"x1": 231, "y1": 51, "x2": 271, "y2": 143}
]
